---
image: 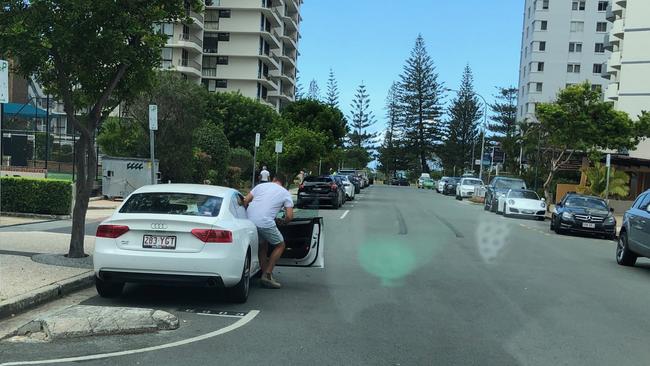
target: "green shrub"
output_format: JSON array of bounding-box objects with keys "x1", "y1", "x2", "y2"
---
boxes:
[{"x1": 1, "y1": 177, "x2": 72, "y2": 215}]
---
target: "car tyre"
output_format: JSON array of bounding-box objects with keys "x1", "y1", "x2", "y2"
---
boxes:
[
  {"x1": 95, "y1": 277, "x2": 124, "y2": 298},
  {"x1": 456, "y1": 194, "x2": 462, "y2": 201},
  {"x1": 332, "y1": 197, "x2": 340, "y2": 209},
  {"x1": 228, "y1": 253, "x2": 251, "y2": 303},
  {"x1": 503, "y1": 205, "x2": 509, "y2": 218},
  {"x1": 616, "y1": 232, "x2": 637, "y2": 266},
  {"x1": 550, "y1": 216, "x2": 555, "y2": 230},
  {"x1": 490, "y1": 199, "x2": 498, "y2": 213}
]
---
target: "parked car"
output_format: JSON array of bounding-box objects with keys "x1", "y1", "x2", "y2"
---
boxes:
[
  {"x1": 496, "y1": 189, "x2": 546, "y2": 220},
  {"x1": 297, "y1": 175, "x2": 345, "y2": 209},
  {"x1": 455, "y1": 177, "x2": 483, "y2": 200},
  {"x1": 437, "y1": 177, "x2": 451, "y2": 193},
  {"x1": 347, "y1": 175, "x2": 361, "y2": 194},
  {"x1": 442, "y1": 177, "x2": 460, "y2": 195},
  {"x1": 550, "y1": 193, "x2": 616, "y2": 239},
  {"x1": 422, "y1": 178, "x2": 435, "y2": 190},
  {"x1": 484, "y1": 177, "x2": 527, "y2": 212},
  {"x1": 417, "y1": 173, "x2": 431, "y2": 189},
  {"x1": 356, "y1": 170, "x2": 370, "y2": 188},
  {"x1": 391, "y1": 177, "x2": 410, "y2": 186},
  {"x1": 340, "y1": 175, "x2": 356, "y2": 201},
  {"x1": 617, "y1": 190, "x2": 650, "y2": 266},
  {"x1": 93, "y1": 184, "x2": 325, "y2": 303}
]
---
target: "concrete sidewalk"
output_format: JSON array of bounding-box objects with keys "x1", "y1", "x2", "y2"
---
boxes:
[
  {"x1": 0, "y1": 231, "x2": 97, "y2": 318},
  {"x1": 0, "y1": 199, "x2": 120, "y2": 228}
]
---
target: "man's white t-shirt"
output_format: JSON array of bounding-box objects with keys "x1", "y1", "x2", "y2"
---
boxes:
[
  {"x1": 247, "y1": 183, "x2": 293, "y2": 228},
  {"x1": 260, "y1": 169, "x2": 270, "y2": 182}
]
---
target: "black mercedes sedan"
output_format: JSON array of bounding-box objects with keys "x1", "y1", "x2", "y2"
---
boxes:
[
  {"x1": 550, "y1": 193, "x2": 616, "y2": 239},
  {"x1": 442, "y1": 177, "x2": 460, "y2": 195}
]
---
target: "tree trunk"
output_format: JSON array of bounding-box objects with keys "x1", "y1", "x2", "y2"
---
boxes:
[{"x1": 68, "y1": 123, "x2": 98, "y2": 258}]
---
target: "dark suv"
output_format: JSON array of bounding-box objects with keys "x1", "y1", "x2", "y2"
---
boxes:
[
  {"x1": 616, "y1": 190, "x2": 650, "y2": 266},
  {"x1": 484, "y1": 177, "x2": 527, "y2": 212},
  {"x1": 550, "y1": 193, "x2": 616, "y2": 239},
  {"x1": 297, "y1": 175, "x2": 345, "y2": 209}
]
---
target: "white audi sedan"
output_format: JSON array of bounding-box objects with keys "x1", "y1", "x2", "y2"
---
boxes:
[
  {"x1": 496, "y1": 189, "x2": 547, "y2": 220},
  {"x1": 341, "y1": 175, "x2": 356, "y2": 201},
  {"x1": 455, "y1": 177, "x2": 483, "y2": 200}
]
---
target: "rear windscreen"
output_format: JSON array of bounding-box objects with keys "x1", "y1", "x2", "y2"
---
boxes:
[
  {"x1": 305, "y1": 176, "x2": 332, "y2": 183},
  {"x1": 120, "y1": 192, "x2": 223, "y2": 217}
]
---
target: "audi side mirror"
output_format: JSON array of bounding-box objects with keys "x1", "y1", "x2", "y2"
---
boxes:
[{"x1": 541, "y1": 198, "x2": 546, "y2": 202}]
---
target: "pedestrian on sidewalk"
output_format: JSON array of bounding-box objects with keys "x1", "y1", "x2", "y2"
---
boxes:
[
  {"x1": 244, "y1": 176, "x2": 293, "y2": 289},
  {"x1": 259, "y1": 166, "x2": 270, "y2": 183}
]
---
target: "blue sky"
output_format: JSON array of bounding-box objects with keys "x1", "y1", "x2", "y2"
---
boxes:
[{"x1": 298, "y1": 0, "x2": 524, "y2": 136}]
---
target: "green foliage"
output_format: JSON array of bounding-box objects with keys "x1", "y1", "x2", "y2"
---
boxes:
[
  {"x1": 343, "y1": 146, "x2": 372, "y2": 169},
  {"x1": 281, "y1": 99, "x2": 347, "y2": 149},
  {"x1": 34, "y1": 132, "x2": 53, "y2": 160},
  {"x1": 259, "y1": 119, "x2": 327, "y2": 182},
  {"x1": 325, "y1": 68, "x2": 340, "y2": 108},
  {"x1": 229, "y1": 147, "x2": 253, "y2": 181},
  {"x1": 192, "y1": 149, "x2": 213, "y2": 184},
  {"x1": 97, "y1": 117, "x2": 147, "y2": 158},
  {"x1": 532, "y1": 82, "x2": 649, "y2": 200},
  {"x1": 51, "y1": 144, "x2": 73, "y2": 163},
  {"x1": 439, "y1": 65, "x2": 481, "y2": 173},
  {"x1": 488, "y1": 86, "x2": 519, "y2": 173},
  {"x1": 1, "y1": 177, "x2": 71, "y2": 215},
  {"x1": 98, "y1": 72, "x2": 208, "y2": 183},
  {"x1": 397, "y1": 34, "x2": 445, "y2": 173},
  {"x1": 348, "y1": 82, "x2": 377, "y2": 151},
  {"x1": 223, "y1": 166, "x2": 242, "y2": 189},
  {"x1": 580, "y1": 162, "x2": 630, "y2": 199},
  {"x1": 193, "y1": 121, "x2": 231, "y2": 184},
  {"x1": 206, "y1": 92, "x2": 280, "y2": 150}
]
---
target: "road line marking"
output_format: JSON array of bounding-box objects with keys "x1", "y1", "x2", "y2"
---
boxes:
[
  {"x1": 340, "y1": 210, "x2": 349, "y2": 219},
  {"x1": 0, "y1": 310, "x2": 260, "y2": 366},
  {"x1": 196, "y1": 313, "x2": 245, "y2": 319}
]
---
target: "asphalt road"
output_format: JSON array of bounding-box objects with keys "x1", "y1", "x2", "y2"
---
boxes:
[{"x1": 3, "y1": 185, "x2": 650, "y2": 365}]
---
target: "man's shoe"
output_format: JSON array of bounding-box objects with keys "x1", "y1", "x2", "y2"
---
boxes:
[{"x1": 260, "y1": 273, "x2": 281, "y2": 289}]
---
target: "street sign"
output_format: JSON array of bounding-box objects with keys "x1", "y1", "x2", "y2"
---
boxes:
[
  {"x1": 255, "y1": 133, "x2": 261, "y2": 148},
  {"x1": 148, "y1": 104, "x2": 158, "y2": 131},
  {"x1": 0, "y1": 60, "x2": 8, "y2": 104},
  {"x1": 606, "y1": 153, "x2": 611, "y2": 167},
  {"x1": 475, "y1": 159, "x2": 481, "y2": 166},
  {"x1": 275, "y1": 141, "x2": 283, "y2": 153}
]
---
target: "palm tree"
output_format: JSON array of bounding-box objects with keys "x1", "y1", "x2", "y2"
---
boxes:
[{"x1": 580, "y1": 162, "x2": 630, "y2": 198}]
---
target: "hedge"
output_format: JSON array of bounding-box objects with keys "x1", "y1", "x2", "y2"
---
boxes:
[{"x1": 1, "y1": 177, "x2": 72, "y2": 215}]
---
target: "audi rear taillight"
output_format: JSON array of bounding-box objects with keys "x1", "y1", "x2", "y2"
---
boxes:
[
  {"x1": 96, "y1": 225, "x2": 130, "y2": 238},
  {"x1": 191, "y1": 229, "x2": 233, "y2": 243},
  {"x1": 299, "y1": 183, "x2": 304, "y2": 190}
]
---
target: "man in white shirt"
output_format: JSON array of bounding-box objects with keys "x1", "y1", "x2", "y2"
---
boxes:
[
  {"x1": 259, "y1": 166, "x2": 270, "y2": 183},
  {"x1": 244, "y1": 177, "x2": 294, "y2": 289}
]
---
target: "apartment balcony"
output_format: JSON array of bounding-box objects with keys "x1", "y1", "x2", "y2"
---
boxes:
[
  {"x1": 186, "y1": 9, "x2": 204, "y2": 28},
  {"x1": 258, "y1": 52, "x2": 280, "y2": 70},
  {"x1": 204, "y1": 21, "x2": 220, "y2": 31},
  {"x1": 177, "y1": 58, "x2": 202, "y2": 78},
  {"x1": 261, "y1": 7, "x2": 282, "y2": 27},
  {"x1": 609, "y1": 50, "x2": 622, "y2": 71},
  {"x1": 615, "y1": 0, "x2": 626, "y2": 6},
  {"x1": 201, "y1": 68, "x2": 218, "y2": 78},
  {"x1": 612, "y1": 1, "x2": 624, "y2": 16},
  {"x1": 166, "y1": 33, "x2": 203, "y2": 53},
  {"x1": 282, "y1": 14, "x2": 299, "y2": 31},
  {"x1": 604, "y1": 33, "x2": 620, "y2": 51},
  {"x1": 257, "y1": 74, "x2": 279, "y2": 91},
  {"x1": 281, "y1": 33, "x2": 298, "y2": 50},
  {"x1": 605, "y1": 82, "x2": 619, "y2": 101},
  {"x1": 267, "y1": 89, "x2": 294, "y2": 103},
  {"x1": 612, "y1": 19, "x2": 625, "y2": 39},
  {"x1": 270, "y1": 69, "x2": 296, "y2": 86},
  {"x1": 260, "y1": 29, "x2": 282, "y2": 49},
  {"x1": 286, "y1": 0, "x2": 300, "y2": 13}
]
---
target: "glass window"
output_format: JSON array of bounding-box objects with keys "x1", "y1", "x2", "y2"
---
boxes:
[
  {"x1": 216, "y1": 79, "x2": 228, "y2": 88},
  {"x1": 596, "y1": 22, "x2": 608, "y2": 32},
  {"x1": 572, "y1": 1, "x2": 586, "y2": 10},
  {"x1": 542, "y1": 0, "x2": 549, "y2": 9},
  {"x1": 217, "y1": 56, "x2": 229, "y2": 65},
  {"x1": 120, "y1": 193, "x2": 224, "y2": 217},
  {"x1": 567, "y1": 63, "x2": 581, "y2": 73},
  {"x1": 565, "y1": 197, "x2": 608, "y2": 210},
  {"x1": 537, "y1": 62, "x2": 545, "y2": 71},
  {"x1": 593, "y1": 63, "x2": 603, "y2": 74},
  {"x1": 219, "y1": 9, "x2": 231, "y2": 18},
  {"x1": 161, "y1": 47, "x2": 173, "y2": 69},
  {"x1": 538, "y1": 41, "x2": 546, "y2": 51},
  {"x1": 540, "y1": 20, "x2": 548, "y2": 30},
  {"x1": 509, "y1": 190, "x2": 540, "y2": 200},
  {"x1": 570, "y1": 21, "x2": 585, "y2": 32},
  {"x1": 595, "y1": 43, "x2": 605, "y2": 53},
  {"x1": 536, "y1": 82, "x2": 543, "y2": 92},
  {"x1": 598, "y1": 1, "x2": 609, "y2": 11},
  {"x1": 217, "y1": 32, "x2": 230, "y2": 41},
  {"x1": 569, "y1": 42, "x2": 583, "y2": 52},
  {"x1": 634, "y1": 194, "x2": 650, "y2": 210}
]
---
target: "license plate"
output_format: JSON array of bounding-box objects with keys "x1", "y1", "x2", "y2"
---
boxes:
[
  {"x1": 523, "y1": 210, "x2": 534, "y2": 214},
  {"x1": 143, "y1": 235, "x2": 177, "y2": 249},
  {"x1": 582, "y1": 223, "x2": 596, "y2": 229}
]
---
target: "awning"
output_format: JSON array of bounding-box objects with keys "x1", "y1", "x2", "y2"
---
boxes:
[{"x1": 2, "y1": 102, "x2": 48, "y2": 118}]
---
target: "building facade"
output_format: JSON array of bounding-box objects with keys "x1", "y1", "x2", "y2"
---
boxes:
[
  {"x1": 602, "y1": 0, "x2": 650, "y2": 158},
  {"x1": 517, "y1": 0, "x2": 611, "y2": 122},
  {"x1": 198, "y1": 0, "x2": 301, "y2": 111}
]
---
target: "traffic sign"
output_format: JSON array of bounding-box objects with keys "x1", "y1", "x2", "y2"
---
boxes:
[
  {"x1": 148, "y1": 105, "x2": 158, "y2": 131},
  {"x1": 0, "y1": 60, "x2": 8, "y2": 104},
  {"x1": 275, "y1": 141, "x2": 283, "y2": 153},
  {"x1": 255, "y1": 133, "x2": 261, "y2": 148}
]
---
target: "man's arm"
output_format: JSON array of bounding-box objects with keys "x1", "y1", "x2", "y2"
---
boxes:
[
  {"x1": 284, "y1": 207, "x2": 294, "y2": 223},
  {"x1": 243, "y1": 192, "x2": 254, "y2": 207}
]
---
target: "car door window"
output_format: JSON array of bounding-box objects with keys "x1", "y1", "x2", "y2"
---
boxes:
[
  {"x1": 635, "y1": 194, "x2": 650, "y2": 211},
  {"x1": 234, "y1": 194, "x2": 247, "y2": 219}
]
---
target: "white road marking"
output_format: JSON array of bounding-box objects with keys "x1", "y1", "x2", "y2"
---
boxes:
[
  {"x1": 340, "y1": 210, "x2": 350, "y2": 219},
  {"x1": 0, "y1": 310, "x2": 260, "y2": 366},
  {"x1": 196, "y1": 313, "x2": 244, "y2": 319}
]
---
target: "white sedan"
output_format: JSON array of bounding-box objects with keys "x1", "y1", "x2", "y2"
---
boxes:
[
  {"x1": 341, "y1": 175, "x2": 356, "y2": 200},
  {"x1": 455, "y1": 178, "x2": 483, "y2": 200},
  {"x1": 496, "y1": 189, "x2": 547, "y2": 220},
  {"x1": 93, "y1": 184, "x2": 324, "y2": 303}
]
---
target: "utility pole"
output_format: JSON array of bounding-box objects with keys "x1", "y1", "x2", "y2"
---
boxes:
[
  {"x1": 275, "y1": 141, "x2": 282, "y2": 177},
  {"x1": 605, "y1": 153, "x2": 611, "y2": 203},
  {"x1": 252, "y1": 132, "x2": 260, "y2": 188},
  {"x1": 148, "y1": 105, "x2": 157, "y2": 185}
]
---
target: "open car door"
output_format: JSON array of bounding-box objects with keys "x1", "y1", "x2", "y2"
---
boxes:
[{"x1": 276, "y1": 217, "x2": 324, "y2": 268}]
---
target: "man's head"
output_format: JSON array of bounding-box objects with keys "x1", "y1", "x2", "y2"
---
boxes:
[
  {"x1": 262, "y1": 166, "x2": 267, "y2": 170},
  {"x1": 272, "y1": 176, "x2": 285, "y2": 187}
]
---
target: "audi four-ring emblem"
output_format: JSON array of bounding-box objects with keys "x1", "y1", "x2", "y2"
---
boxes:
[{"x1": 151, "y1": 223, "x2": 168, "y2": 229}]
